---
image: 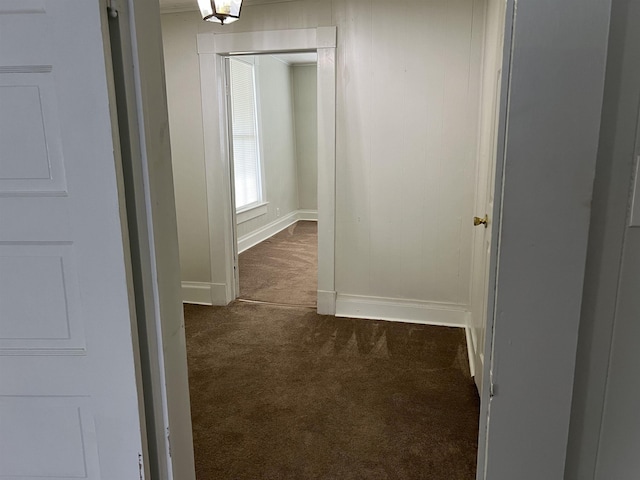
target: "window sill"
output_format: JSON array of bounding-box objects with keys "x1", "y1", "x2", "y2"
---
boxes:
[{"x1": 236, "y1": 202, "x2": 268, "y2": 224}]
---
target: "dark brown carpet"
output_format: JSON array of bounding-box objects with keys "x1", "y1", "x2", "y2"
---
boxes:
[
  {"x1": 239, "y1": 221, "x2": 317, "y2": 306},
  {"x1": 185, "y1": 302, "x2": 480, "y2": 480}
]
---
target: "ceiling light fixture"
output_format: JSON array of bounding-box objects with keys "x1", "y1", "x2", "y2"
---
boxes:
[{"x1": 197, "y1": 0, "x2": 243, "y2": 25}]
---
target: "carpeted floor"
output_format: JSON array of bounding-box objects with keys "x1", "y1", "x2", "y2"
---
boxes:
[
  {"x1": 186, "y1": 221, "x2": 479, "y2": 478},
  {"x1": 185, "y1": 302, "x2": 480, "y2": 479},
  {"x1": 239, "y1": 221, "x2": 317, "y2": 306}
]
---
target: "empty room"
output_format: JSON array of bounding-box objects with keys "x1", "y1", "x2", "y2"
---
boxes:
[
  {"x1": 0, "y1": 0, "x2": 623, "y2": 477},
  {"x1": 160, "y1": 0, "x2": 506, "y2": 477}
]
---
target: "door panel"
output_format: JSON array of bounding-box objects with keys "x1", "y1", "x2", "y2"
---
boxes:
[
  {"x1": 0, "y1": 1, "x2": 146, "y2": 478},
  {"x1": 0, "y1": 396, "x2": 100, "y2": 478},
  {"x1": 474, "y1": 71, "x2": 501, "y2": 391},
  {"x1": 470, "y1": 0, "x2": 506, "y2": 394}
]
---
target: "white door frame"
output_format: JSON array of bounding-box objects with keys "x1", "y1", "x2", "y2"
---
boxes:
[
  {"x1": 476, "y1": 0, "x2": 611, "y2": 477},
  {"x1": 197, "y1": 27, "x2": 337, "y2": 314},
  {"x1": 108, "y1": 1, "x2": 196, "y2": 479}
]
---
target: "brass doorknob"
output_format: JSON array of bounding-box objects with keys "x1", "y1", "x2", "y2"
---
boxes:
[{"x1": 474, "y1": 215, "x2": 488, "y2": 227}]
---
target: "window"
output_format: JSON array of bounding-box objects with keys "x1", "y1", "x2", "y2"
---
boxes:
[{"x1": 229, "y1": 57, "x2": 263, "y2": 211}]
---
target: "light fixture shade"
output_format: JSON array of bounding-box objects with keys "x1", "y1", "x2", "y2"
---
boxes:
[{"x1": 198, "y1": 0, "x2": 243, "y2": 25}]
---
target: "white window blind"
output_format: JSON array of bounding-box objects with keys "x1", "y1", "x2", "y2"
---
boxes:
[{"x1": 229, "y1": 58, "x2": 262, "y2": 210}]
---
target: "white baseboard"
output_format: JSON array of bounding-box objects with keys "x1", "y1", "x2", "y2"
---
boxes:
[
  {"x1": 182, "y1": 282, "x2": 228, "y2": 305},
  {"x1": 335, "y1": 294, "x2": 469, "y2": 328},
  {"x1": 317, "y1": 290, "x2": 336, "y2": 315},
  {"x1": 465, "y1": 327, "x2": 476, "y2": 378},
  {"x1": 237, "y1": 209, "x2": 318, "y2": 254},
  {"x1": 237, "y1": 211, "x2": 297, "y2": 253},
  {"x1": 297, "y1": 209, "x2": 318, "y2": 221}
]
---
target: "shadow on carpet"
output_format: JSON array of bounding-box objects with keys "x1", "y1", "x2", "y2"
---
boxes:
[{"x1": 185, "y1": 302, "x2": 480, "y2": 480}]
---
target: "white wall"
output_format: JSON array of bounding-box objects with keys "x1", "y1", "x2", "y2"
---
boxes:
[
  {"x1": 161, "y1": 0, "x2": 483, "y2": 313},
  {"x1": 162, "y1": 14, "x2": 211, "y2": 284},
  {"x1": 333, "y1": 0, "x2": 479, "y2": 306},
  {"x1": 292, "y1": 64, "x2": 318, "y2": 211},
  {"x1": 235, "y1": 55, "x2": 299, "y2": 239}
]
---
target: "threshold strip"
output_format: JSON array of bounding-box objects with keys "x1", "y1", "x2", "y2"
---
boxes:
[{"x1": 236, "y1": 298, "x2": 317, "y2": 309}]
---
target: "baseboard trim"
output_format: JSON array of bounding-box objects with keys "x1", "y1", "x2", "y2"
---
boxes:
[
  {"x1": 335, "y1": 294, "x2": 469, "y2": 328},
  {"x1": 465, "y1": 327, "x2": 476, "y2": 378},
  {"x1": 317, "y1": 290, "x2": 336, "y2": 315},
  {"x1": 297, "y1": 209, "x2": 318, "y2": 221},
  {"x1": 182, "y1": 282, "x2": 228, "y2": 306},
  {"x1": 237, "y1": 209, "x2": 318, "y2": 253}
]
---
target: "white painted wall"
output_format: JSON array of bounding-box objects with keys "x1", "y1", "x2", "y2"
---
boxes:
[
  {"x1": 161, "y1": 0, "x2": 484, "y2": 313},
  {"x1": 333, "y1": 0, "x2": 479, "y2": 305},
  {"x1": 292, "y1": 64, "x2": 318, "y2": 211},
  {"x1": 162, "y1": 14, "x2": 211, "y2": 285},
  {"x1": 235, "y1": 55, "x2": 299, "y2": 239}
]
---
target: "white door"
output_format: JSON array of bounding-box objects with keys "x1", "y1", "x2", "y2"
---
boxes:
[
  {"x1": 0, "y1": 1, "x2": 148, "y2": 478},
  {"x1": 470, "y1": 80, "x2": 499, "y2": 394},
  {"x1": 469, "y1": 0, "x2": 507, "y2": 395}
]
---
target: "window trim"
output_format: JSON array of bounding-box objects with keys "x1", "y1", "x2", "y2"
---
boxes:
[
  {"x1": 236, "y1": 201, "x2": 269, "y2": 224},
  {"x1": 228, "y1": 55, "x2": 266, "y2": 213}
]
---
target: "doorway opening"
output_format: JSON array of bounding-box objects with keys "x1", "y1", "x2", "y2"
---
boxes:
[
  {"x1": 158, "y1": 7, "x2": 509, "y2": 478},
  {"x1": 226, "y1": 53, "x2": 319, "y2": 308},
  {"x1": 193, "y1": 27, "x2": 337, "y2": 314}
]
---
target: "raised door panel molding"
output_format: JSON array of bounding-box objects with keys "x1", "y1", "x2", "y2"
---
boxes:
[
  {"x1": 0, "y1": 74, "x2": 67, "y2": 195},
  {"x1": 0, "y1": 3, "x2": 50, "y2": 67},
  {"x1": 0, "y1": 244, "x2": 86, "y2": 355},
  {"x1": 0, "y1": 1, "x2": 148, "y2": 475},
  {"x1": 0, "y1": 2, "x2": 66, "y2": 196},
  {"x1": 0, "y1": 396, "x2": 100, "y2": 479},
  {"x1": 0, "y1": 86, "x2": 50, "y2": 179}
]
